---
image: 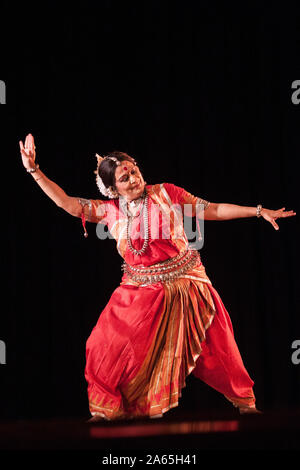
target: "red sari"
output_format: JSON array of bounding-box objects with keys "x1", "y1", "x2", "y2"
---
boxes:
[{"x1": 81, "y1": 183, "x2": 255, "y2": 419}]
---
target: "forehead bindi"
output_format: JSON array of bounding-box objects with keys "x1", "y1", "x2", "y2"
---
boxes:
[{"x1": 116, "y1": 162, "x2": 136, "y2": 179}]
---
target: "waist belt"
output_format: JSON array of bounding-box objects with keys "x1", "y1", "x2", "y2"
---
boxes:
[{"x1": 121, "y1": 248, "x2": 201, "y2": 285}]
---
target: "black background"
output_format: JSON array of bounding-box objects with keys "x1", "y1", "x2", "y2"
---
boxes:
[{"x1": 0, "y1": 1, "x2": 299, "y2": 421}]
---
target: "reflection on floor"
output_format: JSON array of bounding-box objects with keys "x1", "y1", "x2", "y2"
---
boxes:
[{"x1": 0, "y1": 408, "x2": 299, "y2": 457}]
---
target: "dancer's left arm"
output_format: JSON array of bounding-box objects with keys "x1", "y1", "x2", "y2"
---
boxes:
[{"x1": 203, "y1": 203, "x2": 296, "y2": 230}]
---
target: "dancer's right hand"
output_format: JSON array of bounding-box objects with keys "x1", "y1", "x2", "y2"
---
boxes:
[{"x1": 19, "y1": 133, "x2": 36, "y2": 170}]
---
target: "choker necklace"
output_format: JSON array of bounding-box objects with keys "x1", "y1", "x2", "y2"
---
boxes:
[{"x1": 119, "y1": 188, "x2": 149, "y2": 256}]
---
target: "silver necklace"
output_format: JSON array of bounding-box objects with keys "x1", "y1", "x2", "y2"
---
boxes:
[{"x1": 119, "y1": 189, "x2": 149, "y2": 256}]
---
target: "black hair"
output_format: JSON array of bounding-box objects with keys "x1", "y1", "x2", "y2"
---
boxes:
[{"x1": 98, "y1": 151, "x2": 138, "y2": 191}]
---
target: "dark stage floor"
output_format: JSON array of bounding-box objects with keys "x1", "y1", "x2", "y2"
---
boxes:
[{"x1": 0, "y1": 409, "x2": 299, "y2": 462}]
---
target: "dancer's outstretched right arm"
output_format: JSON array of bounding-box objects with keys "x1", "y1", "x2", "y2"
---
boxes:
[{"x1": 20, "y1": 133, "x2": 83, "y2": 218}]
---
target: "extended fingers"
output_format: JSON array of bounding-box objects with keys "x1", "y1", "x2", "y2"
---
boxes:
[
  {"x1": 272, "y1": 208, "x2": 296, "y2": 218},
  {"x1": 24, "y1": 134, "x2": 30, "y2": 148},
  {"x1": 264, "y1": 207, "x2": 296, "y2": 230},
  {"x1": 19, "y1": 140, "x2": 28, "y2": 156},
  {"x1": 270, "y1": 209, "x2": 296, "y2": 229},
  {"x1": 24, "y1": 133, "x2": 34, "y2": 150},
  {"x1": 28, "y1": 133, "x2": 34, "y2": 150},
  {"x1": 278, "y1": 209, "x2": 296, "y2": 218},
  {"x1": 270, "y1": 219, "x2": 279, "y2": 230}
]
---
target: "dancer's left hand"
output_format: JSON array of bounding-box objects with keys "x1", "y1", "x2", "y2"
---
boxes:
[{"x1": 261, "y1": 207, "x2": 296, "y2": 230}]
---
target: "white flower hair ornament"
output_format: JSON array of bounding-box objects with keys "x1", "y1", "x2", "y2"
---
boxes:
[{"x1": 94, "y1": 153, "x2": 121, "y2": 199}]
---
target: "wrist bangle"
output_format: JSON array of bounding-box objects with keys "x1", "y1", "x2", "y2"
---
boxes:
[
  {"x1": 256, "y1": 204, "x2": 262, "y2": 218},
  {"x1": 27, "y1": 163, "x2": 39, "y2": 173}
]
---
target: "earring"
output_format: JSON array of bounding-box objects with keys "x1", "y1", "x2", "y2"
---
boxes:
[{"x1": 107, "y1": 186, "x2": 119, "y2": 199}]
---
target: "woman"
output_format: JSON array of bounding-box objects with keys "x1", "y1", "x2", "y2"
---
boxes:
[{"x1": 20, "y1": 133, "x2": 295, "y2": 420}]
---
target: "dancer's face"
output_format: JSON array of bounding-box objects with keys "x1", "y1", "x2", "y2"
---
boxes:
[{"x1": 114, "y1": 160, "x2": 145, "y2": 201}]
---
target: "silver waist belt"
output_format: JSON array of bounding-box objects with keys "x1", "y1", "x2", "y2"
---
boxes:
[{"x1": 121, "y1": 248, "x2": 201, "y2": 285}]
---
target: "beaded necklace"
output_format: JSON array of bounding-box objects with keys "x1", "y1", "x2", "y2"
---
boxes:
[{"x1": 119, "y1": 188, "x2": 149, "y2": 256}]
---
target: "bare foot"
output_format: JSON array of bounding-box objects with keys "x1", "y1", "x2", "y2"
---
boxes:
[{"x1": 87, "y1": 414, "x2": 106, "y2": 423}]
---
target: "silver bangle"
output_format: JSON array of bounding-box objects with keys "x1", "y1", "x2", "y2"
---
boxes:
[
  {"x1": 256, "y1": 204, "x2": 262, "y2": 218},
  {"x1": 27, "y1": 163, "x2": 39, "y2": 173}
]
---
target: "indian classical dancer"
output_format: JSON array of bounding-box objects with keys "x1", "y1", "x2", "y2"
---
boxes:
[{"x1": 20, "y1": 133, "x2": 295, "y2": 421}]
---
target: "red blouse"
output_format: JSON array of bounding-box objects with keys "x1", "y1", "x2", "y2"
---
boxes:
[{"x1": 79, "y1": 182, "x2": 210, "y2": 267}]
